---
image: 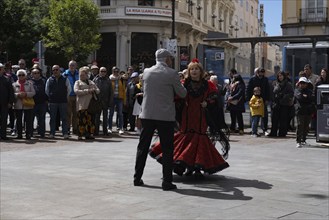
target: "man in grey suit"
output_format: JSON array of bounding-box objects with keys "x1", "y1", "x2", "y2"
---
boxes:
[{"x1": 133, "y1": 49, "x2": 187, "y2": 190}]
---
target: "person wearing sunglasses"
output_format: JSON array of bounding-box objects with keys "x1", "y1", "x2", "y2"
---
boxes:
[
  {"x1": 12, "y1": 69, "x2": 36, "y2": 140},
  {"x1": 45, "y1": 65, "x2": 71, "y2": 139},
  {"x1": 31, "y1": 68, "x2": 48, "y2": 138},
  {"x1": 0, "y1": 63, "x2": 15, "y2": 140}
]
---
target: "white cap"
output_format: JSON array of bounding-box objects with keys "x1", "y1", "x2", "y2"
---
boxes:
[
  {"x1": 0, "y1": 63, "x2": 4, "y2": 68},
  {"x1": 298, "y1": 77, "x2": 311, "y2": 84}
]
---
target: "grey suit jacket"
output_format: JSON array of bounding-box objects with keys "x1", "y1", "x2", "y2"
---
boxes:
[{"x1": 140, "y1": 62, "x2": 187, "y2": 121}]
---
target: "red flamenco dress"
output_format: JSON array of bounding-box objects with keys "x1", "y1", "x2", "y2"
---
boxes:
[{"x1": 149, "y1": 79, "x2": 229, "y2": 176}]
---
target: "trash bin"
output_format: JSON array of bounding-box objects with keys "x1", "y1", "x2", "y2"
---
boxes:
[{"x1": 316, "y1": 84, "x2": 329, "y2": 142}]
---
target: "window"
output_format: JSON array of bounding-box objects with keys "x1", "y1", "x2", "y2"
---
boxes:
[
  {"x1": 251, "y1": 6, "x2": 254, "y2": 15},
  {"x1": 246, "y1": 1, "x2": 249, "y2": 12},
  {"x1": 251, "y1": 25, "x2": 253, "y2": 35},
  {"x1": 100, "y1": 0, "x2": 110, "y2": 6},
  {"x1": 240, "y1": 0, "x2": 243, "y2": 7},
  {"x1": 138, "y1": 0, "x2": 154, "y2": 6},
  {"x1": 246, "y1": 22, "x2": 248, "y2": 32},
  {"x1": 240, "y1": 18, "x2": 243, "y2": 29}
]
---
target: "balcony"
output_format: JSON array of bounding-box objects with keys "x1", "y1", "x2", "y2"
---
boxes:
[{"x1": 300, "y1": 7, "x2": 328, "y2": 23}]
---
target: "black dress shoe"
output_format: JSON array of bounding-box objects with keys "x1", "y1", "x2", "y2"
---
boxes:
[
  {"x1": 162, "y1": 181, "x2": 177, "y2": 191},
  {"x1": 16, "y1": 135, "x2": 23, "y2": 139},
  {"x1": 134, "y1": 179, "x2": 144, "y2": 186}
]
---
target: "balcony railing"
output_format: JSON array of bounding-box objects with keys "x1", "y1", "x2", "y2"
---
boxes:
[{"x1": 300, "y1": 7, "x2": 328, "y2": 23}]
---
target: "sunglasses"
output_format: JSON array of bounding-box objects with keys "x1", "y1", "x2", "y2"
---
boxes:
[
  {"x1": 32, "y1": 72, "x2": 40, "y2": 74},
  {"x1": 52, "y1": 69, "x2": 59, "y2": 71},
  {"x1": 100, "y1": 70, "x2": 107, "y2": 72},
  {"x1": 18, "y1": 74, "x2": 25, "y2": 77}
]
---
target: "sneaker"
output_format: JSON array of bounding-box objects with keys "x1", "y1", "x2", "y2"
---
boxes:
[
  {"x1": 296, "y1": 143, "x2": 302, "y2": 148},
  {"x1": 11, "y1": 131, "x2": 16, "y2": 136},
  {"x1": 239, "y1": 130, "x2": 244, "y2": 135},
  {"x1": 107, "y1": 129, "x2": 112, "y2": 134},
  {"x1": 264, "y1": 131, "x2": 270, "y2": 136},
  {"x1": 251, "y1": 134, "x2": 257, "y2": 138},
  {"x1": 119, "y1": 130, "x2": 124, "y2": 135},
  {"x1": 49, "y1": 134, "x2": 55, "y2": 139},
  {"x1": 301, "y1": 141, "x2": 310, "y2": 146},
  {"x1": 78, "y1": 136, "x2": 82, "y2": 140},
  {"x1": 63, "y1": 134, "x2": 69, "y2": 139}
]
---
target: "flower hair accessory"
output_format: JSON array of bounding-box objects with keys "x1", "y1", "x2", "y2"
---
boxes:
[{"x1": 191, "y1": 58, "x2": 199, "y2": 63}]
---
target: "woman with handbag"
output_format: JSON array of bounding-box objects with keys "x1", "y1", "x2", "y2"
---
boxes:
[
  {"x1": 12, "y1": 69, "x2": 36, "y2": 139},
  {"x1": 74, "y1": 67, "x2": 100, "y2": 140}
]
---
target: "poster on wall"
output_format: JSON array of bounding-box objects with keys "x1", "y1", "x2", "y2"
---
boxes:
[{"x1": 179, "y1": 46, "x2": 189, "y2": 71}]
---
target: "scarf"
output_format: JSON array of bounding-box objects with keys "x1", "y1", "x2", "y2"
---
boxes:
[{"x1": 18, "y1": 79, "x2": 26, "y2": 92}]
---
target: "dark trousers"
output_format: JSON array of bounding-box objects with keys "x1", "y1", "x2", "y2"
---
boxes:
[
  {"x1": 15, "y1": 109, "x2": 33, "y2": 138},
  {"x1": 128, "y1": 107, "x2": 136, "y2": 130},
  {"x1": 0, "y1": 104, "x2": 9, "y2": 138},
  {"x1": 134, "y1": 119, "x2": 175, "y2": 183},
  {"x1": 95, "y1": 107, "x2": 109, "y2": 135},
  {"x1": 261, "y1": 104, "x2": 268, "y2": 131},
  {"x1": 8, "y1": 108, "x2": 15, "y2": 130},
  {"x1": 229, "y1": 110, "x2": 244, "y2": 131},
  {"x1": 296, "y1": 114, "x2": 311, "y2": 143},
  {"x1": 270, "y1": 105, "x2": 289, "y2": 136},
  {"x1": 33, "y1": 103, "x2": 47, "y2": 137}
]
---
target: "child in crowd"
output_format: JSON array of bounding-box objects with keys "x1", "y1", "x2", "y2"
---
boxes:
[
  {"x1": 294, "y1": 77, "x2": 315, "y2": 148},
  {"x1": 249, "y1": 87, "x2": 264, "y2": 137}
]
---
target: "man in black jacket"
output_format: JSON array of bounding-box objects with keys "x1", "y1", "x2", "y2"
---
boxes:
[
  {"x1": 246, "y1": 68, "x2": 270, "y2": 134},
  {"x1": 0, "y1": 63, "x2": 15, "y2": 140}
]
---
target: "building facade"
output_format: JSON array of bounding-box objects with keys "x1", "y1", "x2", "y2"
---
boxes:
[
  {"x1": 281, "y1": 0, "x2": 329, "y2": 35},
  {"x1": 92, "y1": 0, "x2": 237, "y2": 79}
]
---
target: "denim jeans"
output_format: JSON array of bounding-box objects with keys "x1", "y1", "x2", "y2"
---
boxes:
[
  {"x1": 33, "y1": 103, "x2": 47, "y2": 137},
  {"x1": 108, "y1": 98, "x2": 123, "y2": 130},
  {"x1": 251, "y1": 115, "x2": 261, "y2": 135},
  {"x1": 49, "y1": 103, "x2": 68, "y2": 136}
]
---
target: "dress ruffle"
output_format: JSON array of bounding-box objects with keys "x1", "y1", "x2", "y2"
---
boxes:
[{"x1": 149, "y1": 131, "x2": 229, "y2": 175}]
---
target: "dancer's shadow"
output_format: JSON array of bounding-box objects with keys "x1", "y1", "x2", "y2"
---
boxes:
[{"x1": 172, "y1": 175, "x2": 273, "y2": 200}]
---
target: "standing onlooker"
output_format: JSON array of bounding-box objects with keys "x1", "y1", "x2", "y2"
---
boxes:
[
  {"x1": 63, "y1": 60, "x2": 79, "y2": 135},
  {"x1": 226, "y1": 74, "x2": 246, "y2": 135},
  {"x1": 12, "y1": 70, "x2": 36, "y2": 139},
  {"x1": 126, "y1": 72, "x2": 140, "y2": 132},
  {"x1": 31, "y1": 68, "x2": 48, "y2": 138},
  {"x1": 93, "y1": 67, "x2": 113, "y2": 136},
  {"x1": 246, "y1": 68, "x2": 270, "y2": 135},
  {"x1": 74, "y1": 67, "x2": 100, "y2": 140},
  {"x1": 267, "y1": 71, "x2": 294, "y2": 137},
  {"x1": 18, "y1": 59, "x2": 30, "y2": 76},
  {"x1": 46, "y1": 65, "x2": 71, "y2": 139},
  {"x1": 304, "y1": 64, "x2": 319, "y2": 88},
  {"x1": 132, "y1": 74, "x2": 143, "y2": 135},
  {"x1": 315, "y1": 68, "x2": 329, "y2": 87},
  {"x1": 295, "y1": 77, "x2": 315, "y2": 148},
  {"x1": 109, "y1": 66, "x2": 126, "y2": 135},
  {"x1": 249, "y1": 87, "x2": 264, "y2": 137},
  {"x1": 89, "y1": 65, "x2": 99, "y2": 80},
  {"x1": 0, "y1": 63, "x2": 15, "y2": 140},
  {"x1": 209, "y1": 75, "x2": 227, "y2": 127},
  {"x1": 303, "y1": 64, "x2": 319, "y2": 132},
  {"x1": 4, "y1": 62, "x2": 17, "y2": 136},
  {"x1": 133, "y1": 49, "x2": 187, "y2": 190}
]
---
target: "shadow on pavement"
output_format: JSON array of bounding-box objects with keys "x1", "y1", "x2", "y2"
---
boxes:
[{"x1": 172, "y1": 175, "x2": 272, "y2": 200}]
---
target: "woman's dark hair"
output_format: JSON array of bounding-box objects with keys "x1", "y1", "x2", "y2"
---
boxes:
[
  {"x1": 230, "y1": 68, "x2": 237, "y2": 75},
  {"x1": 276, "y1": 71, "x2": 287, "y2": 81},
  {"x1": 233, "y1": 74, "x2": 245, "y2": 86}
]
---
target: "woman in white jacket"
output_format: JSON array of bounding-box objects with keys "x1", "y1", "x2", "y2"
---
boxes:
[
  {"x1": 74, "y1": 67, "x2": 100, "y2": 140},
  {"x1": 12, "y1": 69, "x2": 36, "y2": 139}
]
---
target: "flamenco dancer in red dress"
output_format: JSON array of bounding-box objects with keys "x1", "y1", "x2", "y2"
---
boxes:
[{"x1": 149, "y1": 59, "x2": 229, "y2": 178}]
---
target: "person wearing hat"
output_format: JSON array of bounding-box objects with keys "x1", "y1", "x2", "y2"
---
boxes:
[
  {"x1": 294, "y1": 77, "x2": 315, "y2": 148},
  {"x1": 133, "y1": 48, "x2": 187, "y2": 190},
  {"x1": 93, "y1": 67, "x2": 113, "y2": 136},
  {"x1": 246, "y1": 67, "x2": 271, "y2": 135},
  {"x1": 126, "y1": 72, "x2": 140, "y2": 132},
  {"x1": 0, "y1": 63, "x2": 15, "y2": 140},
  {"x1": 109, "y1": 66, "x2": 126, "y2": 135},
  {"x1": 89, "y1": 65, "x2": 99, "y2": 81}
]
